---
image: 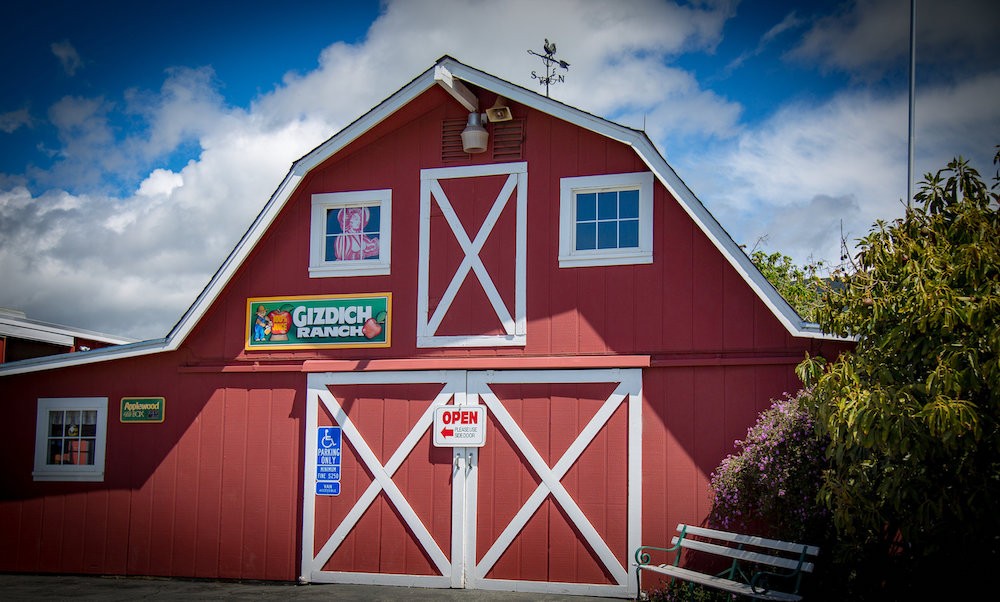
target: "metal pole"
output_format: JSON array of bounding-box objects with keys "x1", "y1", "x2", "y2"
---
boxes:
[{"x1": 907, "y1": 0, "x2": 916, "y2": 209}]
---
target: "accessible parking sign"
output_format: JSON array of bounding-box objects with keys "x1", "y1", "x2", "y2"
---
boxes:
[{"x1": 316, "y1": 426, "x2": 342, "y2": 496}]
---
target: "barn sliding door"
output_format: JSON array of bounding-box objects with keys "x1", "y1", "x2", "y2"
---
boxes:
[
  {"x1": 465, "y1": 369, "x2": 642, "y2": 597},
  {"x1": 302, "y1": 369, "x2": 641, "y2": 598}
]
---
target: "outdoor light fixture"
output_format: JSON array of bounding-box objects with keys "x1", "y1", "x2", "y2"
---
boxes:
[{"x1": 461, "y1": 112, "x2": 489, "y2": 154}]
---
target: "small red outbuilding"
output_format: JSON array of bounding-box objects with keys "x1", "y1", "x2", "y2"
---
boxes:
[{"x1": 0, "y1": 57, "x2": 850, "y2": 597}]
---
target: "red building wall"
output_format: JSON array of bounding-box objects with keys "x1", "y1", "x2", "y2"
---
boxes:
[{"x1": 0, "y1": 83, "x2": 850, "y2": 582}]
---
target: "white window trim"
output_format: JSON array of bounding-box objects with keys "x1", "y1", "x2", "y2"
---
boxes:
[
  {"x1": 309, "y1": 189, "x2": 392, "y2": 277},
  {"x1": 33, "y1": 397, "x2": 108, "y2": 482},
  {"x1": 558, "y1": 171, "x2": 654, "y2": 268}
]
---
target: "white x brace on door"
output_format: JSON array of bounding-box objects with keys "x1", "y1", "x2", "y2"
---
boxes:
[
  {"x1": 302, "y1": 368, "x2": 642, "y2": 598},
  {"x1": 417, "y1": 162, "x2": 527, "y2": 348}
]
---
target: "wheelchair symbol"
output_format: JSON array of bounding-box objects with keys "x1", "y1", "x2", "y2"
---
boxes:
[{"x1": 320, "y1": 430, "x2": 336, "y2": 448}]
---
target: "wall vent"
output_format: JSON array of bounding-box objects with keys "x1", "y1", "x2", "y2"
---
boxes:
[
  {"x1": 492, "y1": 118, "x2": 524, "y2": 161},
  {"x1": 441, "y1": 117, "x2": 526, "y2": 163},
  {"x1": 441, "y1": 118, "x2": 470, "y2": 162}
]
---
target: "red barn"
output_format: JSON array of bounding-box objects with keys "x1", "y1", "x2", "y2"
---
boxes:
[{"x1": 0, "y1": 57, "x2": 850, "y2": 597}]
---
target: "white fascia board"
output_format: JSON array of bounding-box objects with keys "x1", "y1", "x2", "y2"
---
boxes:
[
  {"x1": 440, "y1": 59, "x2": 634, "y2": 144},
  {"x1": 0, "y1": 338, "x2": 169, "y2": 377},
  {"x1": 631, "y1": 139, "x2": 846, "y2": 341},
  {"x1": 0, "y1": 322, "x2": 73, "y2": 346},
  {"x1": 439, "y1": 59, "x2": 845, "y2": 342},
  {"x1": 164, "y1": 169, "x2": 304, "y2": 346},
  {"x1": 296, "y1": 71, "x2": 438, "y2": 174},
  {"x1": 0, "y1": 318, "x2": 135, "y2": 347},
  {"x1": 166, "y1": 70, "x2": 441, "y2": 347}
]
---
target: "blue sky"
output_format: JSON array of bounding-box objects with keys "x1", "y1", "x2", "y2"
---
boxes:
[{"x1": 1, "y1": 0, "x2": 997, "y2": 340}]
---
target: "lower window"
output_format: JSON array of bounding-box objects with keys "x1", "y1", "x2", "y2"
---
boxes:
[{"x1": 33, "y1": 397, "x2": 108, "y2": 482}]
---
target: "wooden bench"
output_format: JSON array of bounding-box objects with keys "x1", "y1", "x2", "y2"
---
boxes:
[{"x1": 634, "y1": 524, "x2": 819, "y2": 601}]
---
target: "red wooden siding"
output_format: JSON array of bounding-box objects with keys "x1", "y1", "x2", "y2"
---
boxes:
[
  {"x1": 0, "y1": 357, "x2": 302, "y2": 580},
  {"x1": 0, "y1": 77, "x2": 853, "y2": 583},
  {"x1": 476, "y1": 382, "x2": 627, "y2": 584},
  {"x1": 313, "y1": 382, "x2": 453, "y2": 575}
]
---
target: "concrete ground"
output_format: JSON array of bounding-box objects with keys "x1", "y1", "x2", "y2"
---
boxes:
[{"x1": 0, "y1": 574, "x2": 626, "y2": 601}]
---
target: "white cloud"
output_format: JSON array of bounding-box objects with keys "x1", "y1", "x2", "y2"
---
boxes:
[
  {"x1": 0, "y1": 114, "x2": 330, "y2": 339},
  {"x1": 683, "y1": 71, "x2": 1000, "y2": 271},
  {"x1": 51, "y1": 40, "x2": 82, "y2": 76},
  {"x1": 789, "y1": 0, "x2": 1000, "y2": 78},
  {"x1": 0, "y1": 108, "x2": 32, "y2": 134}
]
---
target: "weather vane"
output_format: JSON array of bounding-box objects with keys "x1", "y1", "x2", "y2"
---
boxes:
[{"x1": 527, "y1": 38, "x2": 570, "y2": 97}]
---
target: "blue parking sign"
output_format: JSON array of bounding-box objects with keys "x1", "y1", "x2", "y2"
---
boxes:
[{"x1": 316, "y1": 426, "x2": 341, "y2": 496}]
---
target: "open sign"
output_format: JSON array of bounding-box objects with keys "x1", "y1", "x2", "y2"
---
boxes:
[{"x1": 433, "y1": 406, "x2": 486, "y2": 447}]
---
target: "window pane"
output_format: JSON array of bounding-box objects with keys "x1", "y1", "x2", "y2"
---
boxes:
[
  {"x1": 365, "y1": 206, "x2": 380, "y2": 234},
  {"x1": 66, "y1": 411, "x2": 82, "y2": 437},
  {"x1": 598, "y1": 192, "x2": 618, "y2": 219},
  {"x1": 72, "y1": 440, "x2": 95, "y2": 465},
  {"x1": 49, "y1": 411, "x2": 65, "y2": 437},
  {"x1": 331, "y1": 207, "x2": 381, "y2": 262},
  {"x1": 597, "y1": 221, "x2": 618, "y2": 249},
  {"x1": 619, "y1": 189, "x2": 639, "y2": 218},
  {"x1": 619, "y1": 219, "x2": 639, "y2": 248},
  {"x1": 47, "y1": 439, "x2": 64, "y2": 465},
  {"x1": 325, "y1": 236, "x2": 337, "y2": 262},
  {"x1": 576, "y1": 222, "x2": 596, "y2": 250},
  {"x1": 576, "y1": 193, "x2": 596, "y2": 221},
  {"x1": 326, "y1": 209, "x2": 342, "y2": 235}
]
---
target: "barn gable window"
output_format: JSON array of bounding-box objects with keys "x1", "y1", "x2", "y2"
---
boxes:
[
  {"x1": 33, "y1": 397, "x2": 108, "y2": 482},
  {"x1": 558, "y1": 172, "x2": 654, "y2": 267},
  {"x1": 309, "y1": 190, "x2": 392, "y2": 277}
]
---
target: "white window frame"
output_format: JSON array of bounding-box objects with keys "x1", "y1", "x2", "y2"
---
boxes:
[
  {"x1": 309, "y1": 189, "x2": 392, "y2": 277},
  {"x1": 558, "y1": 172, "x2": 654, "y2": 268},
  {"x1": 33, "y1": 397, "x2": 108, "y2": 482}
]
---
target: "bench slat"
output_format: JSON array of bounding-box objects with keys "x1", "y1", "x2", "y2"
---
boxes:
[
  {"x1": 670, "y1": 536, "x2": 815, "y2": 573},
  {"x1": 675, "y1": 523, "x2": 820, "y2": 557},
  {"x1": 639, "y1": 564, "x2": 803, "y2": 602}
]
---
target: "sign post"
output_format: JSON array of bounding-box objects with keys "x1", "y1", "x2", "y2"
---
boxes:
[
  {"x1": 316, "y1": 426, "x2": 342, "y2": 495},
  {"x1": 433, "y1": 406, "x2": 487, "y2": 447}
]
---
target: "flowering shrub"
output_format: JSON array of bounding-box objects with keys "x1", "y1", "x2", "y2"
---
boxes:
[
  {"x1": 645, "y1": 580, "x2": 733, "y2": 601},
  {"x1": 708, "y1": 390, "x2": 831, "y2": 543}
]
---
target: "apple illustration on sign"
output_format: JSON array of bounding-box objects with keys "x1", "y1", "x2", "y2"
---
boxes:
[
  {"x1": 268, "y1": 304, "x2": 294, "y2": 341},
  {"x1": 362, "y1": 309, "x2": 388, "y2": 340}
]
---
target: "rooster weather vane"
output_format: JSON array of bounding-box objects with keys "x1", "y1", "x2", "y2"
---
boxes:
[{"x1": 528, "y1": 38, "x2": 570, "y2": 97}]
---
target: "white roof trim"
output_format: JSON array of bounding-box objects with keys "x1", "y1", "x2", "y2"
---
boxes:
[
  {"x1": 436, "y1": 58, "x2": 839, "y2": 341},
  {"x1": 0, "y1": 56, "x2": 843, "y2": 376},
  {"x1": 0, "y1": 313, "x2": 136, "y2": 347}
]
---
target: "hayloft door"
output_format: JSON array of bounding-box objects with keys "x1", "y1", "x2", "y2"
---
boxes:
[{"x1": 417, "y1": 162, "x2": 527, "y2": 348}]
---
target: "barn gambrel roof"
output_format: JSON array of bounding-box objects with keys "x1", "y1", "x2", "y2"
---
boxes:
[{"x1": 0, "y1": 56, "x2": 837, "y2": 376}]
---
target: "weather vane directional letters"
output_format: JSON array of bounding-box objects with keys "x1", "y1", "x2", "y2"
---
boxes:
[{"x1": 528, "y1": 38, "x2": 570, "y2": 97}]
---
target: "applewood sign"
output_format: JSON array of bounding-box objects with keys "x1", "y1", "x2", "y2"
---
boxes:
[{"x1": 245, "y1": 293, "x2": 391, "y2": 350}]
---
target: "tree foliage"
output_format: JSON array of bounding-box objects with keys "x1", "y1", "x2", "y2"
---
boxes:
[
  {"x1": 797, "y1": 148, "x2": 1000, "y2": 596},
  {"x1": 748, "y1": 248, "x2": 827, "y2": 322}
]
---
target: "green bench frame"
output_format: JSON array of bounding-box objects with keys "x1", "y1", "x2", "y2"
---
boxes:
[{"x1": 634, "y1": 523, "x2": 819, "y2": 601}]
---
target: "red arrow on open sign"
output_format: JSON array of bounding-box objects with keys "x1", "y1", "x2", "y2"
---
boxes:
[{"x1": 441, "y1": 427, "x2": 454, "y2": 437}]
